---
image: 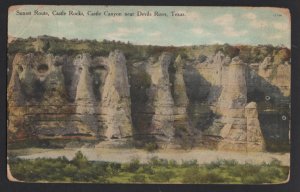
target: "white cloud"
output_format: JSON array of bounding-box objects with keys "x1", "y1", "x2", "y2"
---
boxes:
[
  {"x1": 243, "y1": 13, "x2": 257, "y2": 20},
  {"x1": 191, "y1": 27, "x2": 211, "y2": 36},
  {"x1": 250, "y1": 20, "x2": 268, "y2": 28},
  {"x1": 100, "y1": 17, "x2": 124, "y2": 24},
  {"x1": 268, "y1": 34, "x2": 282, "y2": 40},
  {"x1": 224, "y1": 26, "x2": 248, "y2": 37},
  {"x1": 213, "y1": 14, "x2": 247, "y2": 37},
  {"x1": 185, "y1": 11, "x2": 201, "y2": 21},
  {"x1": 210, "y1": 40, "x2": 224, "y2": 44},
  {"x1": 243, "y1": 12, "x2": 267, "y2": 28},
  {"x1": 106, "y1": 27, "x2": 144, "y2": 40},
  {"x1": 273, "y1": 22, "x2": 289, "y2": 31},
  {"x1": 213, "y1": 14, "x2": 235, "y2": 26},
  {"x1": 149, "y1": 31, "x2": 161, "y2": 37}
]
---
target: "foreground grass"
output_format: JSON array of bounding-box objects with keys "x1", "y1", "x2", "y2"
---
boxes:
[{"x1": 9, "y1": 151, "x2": 289, "y2": 184}]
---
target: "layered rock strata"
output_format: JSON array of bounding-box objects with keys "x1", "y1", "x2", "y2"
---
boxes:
[
  {"x1": 217, "y1": 57, "x2": 248, "y2": 151},
  {"x1": 245, "y1": 102, "x2": 265, "y2": 151},
  {"x1": 8, "y1": 49, "x2": 284, "y2": 151},
  {"x1": 172, "y1": 55, "x2": 191, "y2": 133},
  {"x1": 216, "y1": 57, "x2": 265, "y2": 151},
  {"x1": 100, "y1": 50, "x2": 133, "y2": 139},
  {"x1": 72, "y1": 54, "x2": 99, "y2": 136},
  {"x1": 7, "y1": 54, "x2": 26, "y2": 141},
  {"x1": 146, "y1": 53, "x2": 175, "y2": 140}
]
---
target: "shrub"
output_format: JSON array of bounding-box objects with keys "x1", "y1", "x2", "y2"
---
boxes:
[
  {"x1": 121, "y1": 158, "x2": 140, "y2": 173},
  {"x1": 168, "y1": 159, "x2": 178, "y2": 168},
  {"x1": 182, "y1": 168, "x2": 229, "y2": 184},
  {"x1": 182, "y1": 167, "x2": 200, "y2": 183},
  {"x1": 181, "y1": 159, "x2": 198, "y2": 168},
  {"x1": 137, "y1": 165, "x2": 155, "y2": 175},
  {"x1": 129, "y1": 174, "x2": 146, "y2": 183},
  {"x1": 148, "y1": 156, "x2": 169, "y2": 167},
  {"x1": 150, "y1": 169, "x2": 175, "y2": 183},
  {"x1": 144, "y1": 142, "x2": 159, "y2": 152}
]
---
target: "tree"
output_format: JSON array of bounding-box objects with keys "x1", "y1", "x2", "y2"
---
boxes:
[
  {"x1": 273, "y1": 48, "x2": 290, "y2": 65},
  {"x1": 72, "y1": 151, "x2": 88, "y2": 168}
]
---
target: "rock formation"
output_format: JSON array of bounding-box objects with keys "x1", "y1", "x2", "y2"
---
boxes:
[
  {"x1": 217, "y1": 56, "x2": 247, "y2": 117},
  {"x1": 7, "y1": 42, "x2": 289, "y2": 151},
  {"x1": 7, "y1": 54, "x2": 26, "y2": 141},
  {"x1": 146, "y1": 52, "x2": 174, "y2": 140},
  {"x1": 215, "y1": 57, "x2": 265, "y2": 152},
  {"x1": 245, "y1": 102, "x2": 265, "y2": 151},
  {"x1": 273, "y1": 63, "x2": 291, "y2": 97},
  {"x1": 100, "y1": 50, "x2": 133, "y2": 139},
  {"x1": 72, "y1": 54, "x2": 99, "y2": 136},
  {"x1": 258, "y1": 56, "x2": 273, "y2": 80},
  {"x1": 217, "y1": 57, "x2": 248, "y2": 151},
  {"x1": 41, "y1": 55, "x2": 66, "y2": 105},
  {"x1": 172, "y1": 55, "x2": 191, "y2": 133}
]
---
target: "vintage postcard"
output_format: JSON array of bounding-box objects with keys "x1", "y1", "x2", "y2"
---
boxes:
[{"x1": 7, "y1": 5, "x2": 291, "y2": 184}]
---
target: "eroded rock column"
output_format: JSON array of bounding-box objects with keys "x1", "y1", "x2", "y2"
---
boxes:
[
  {"x1": 147, "y1": 52, "x2": 174, "y2": 139},
  {"x1": 7, "y1": 54, "x2": 26, "y2": 141},
  {"x1": 217, "y1": 57, "x2": 248, "y2": 151},
  {"x1": 245, "y1": 102, "x2": 265, "y2": 151},
  {"x1": 101, "y1": 50, "x2": 133, "y2": 139},
  {"x1": 74, "y1": 54, "x2": 98, "y2": 136},
  {"x1": 173, "y1": 55, "x2": 191, "y2": 133}
]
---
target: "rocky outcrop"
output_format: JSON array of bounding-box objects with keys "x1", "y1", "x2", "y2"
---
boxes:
[
  {"x1": 41, "y1": 55, "x2": 66, "y2": 105},
  {"x1": 217, "y1": 56, "x2": 247, "y2": 117},
  {"x1": 258, "y1": 56, "x2": 273, "y2": 80},
  {"x1": 7, "y1": 54, "x2": 26, "y2": 141},
  {"x1": 245, "y1": 102, "x2": 265, "y2": 151},
  {"x1": 172, "y1": 55, "x2": 191, "y2": 133},
  {"x1": 215, "y1": 57, "x2": 265, "y2": 152},
  {"x1": 100, "y1": 50, "x2": 133, "y2": 139},
  {"x1": 72, "y1": 54, "x2": 99, "y2": 136},
  {"x1": 272, "y1": 63, "x2": 291, "y2": 97},
  {"x1": 146, "y1": 52, "x2": 174, "y2": 140},
  {"x1": 7, "y1": 47, "x2": 289, "y2": 151},
  {"x1": 216, "y1": 57, "x2": 248, "y2": 151}
]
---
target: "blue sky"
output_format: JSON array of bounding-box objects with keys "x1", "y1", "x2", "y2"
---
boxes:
[{"x1": 8, "y1": 6, "x2": 291, "y2": 47}]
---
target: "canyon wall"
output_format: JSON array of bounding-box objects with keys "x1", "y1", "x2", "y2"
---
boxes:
[{"x1": 7, "y1": 49, "x2": 290, "y2": 151}]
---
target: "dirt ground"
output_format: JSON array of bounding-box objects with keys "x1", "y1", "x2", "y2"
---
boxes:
[{"x1": 9, "y1": 147, "x2": 290, "y2": 166}]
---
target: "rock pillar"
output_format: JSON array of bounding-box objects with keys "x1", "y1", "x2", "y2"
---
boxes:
[
  {"x1": 245, "y1": 102, "x2": 265, "y2": 151},
  {"x1": 217, "y1": 57, "x2": 248, "y2": 151},
  {"x1": 74, "y1": 54, "x2": 98, "y2": 135},
  {"x1": 101, "y1": 50, "x2": 133, "y2": 139},
  {"x1": 173, "y1": 55, "x2": 191, "y2": 133},
  {"x1": 147, "y1": 52, "x2": 174, "y2": 139}
]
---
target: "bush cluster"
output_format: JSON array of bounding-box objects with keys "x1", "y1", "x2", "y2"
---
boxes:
[{"x1": 9, "y1": 152, "x2": 289, "y2": 184}]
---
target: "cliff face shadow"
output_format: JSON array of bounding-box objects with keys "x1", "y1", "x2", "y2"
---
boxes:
[
  {"x1": 183, "y1": 65, "x2": 215, "y2": 132},
  {"x1": 61, "y1": 55, "x2": 79, "y2": 102},
  {"x1": 128, "y1": 63, "x2": 153, "y2": 142},
  {"x1": 246, "y1": 68, "x2": 290, "y2": 152}
]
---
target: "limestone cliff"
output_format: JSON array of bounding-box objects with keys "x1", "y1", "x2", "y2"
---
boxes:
[
  {"x1": 7, "y1": 54, "x2": 26, "y2": 141},
  {"x1": 72, "y1": 54, "x2": 99, "y2": 136},
  {"x1": 172, "y1": 55, "x2": 191, "y2": 133},
  {"x1": 7, "y1": 45, "x2": 290, "y2": 151},
  {"x1": 217, "y1": 56, "x2": 247, "y2": 117},
  {"x1": 216, "y1": 57, "x2": 248, "y2": 151},
  {"x1": 146, "y1": 52, "x2": 175, "y2": 140},
  {"x1": 245, "y1": 102, "x2": 265, "y2": 151},
  {"x1": 101, "y1": 50, "x2": 133, "y2": 139}
]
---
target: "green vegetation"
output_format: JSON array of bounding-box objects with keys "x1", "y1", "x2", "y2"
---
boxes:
[
  {"x1": 8, "y1": 36, "x2": 290, "y2": 65},
  {"x1": 144, "y1": 142, "x2": 159, "y2": 152},
  {"x1": 9, "y1": 151, "x2": 289, "y2": 184}
]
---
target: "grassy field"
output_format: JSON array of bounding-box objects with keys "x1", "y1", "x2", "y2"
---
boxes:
[{"x1": 9, "y1": 151, "x2": 289, "y2": 184}]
